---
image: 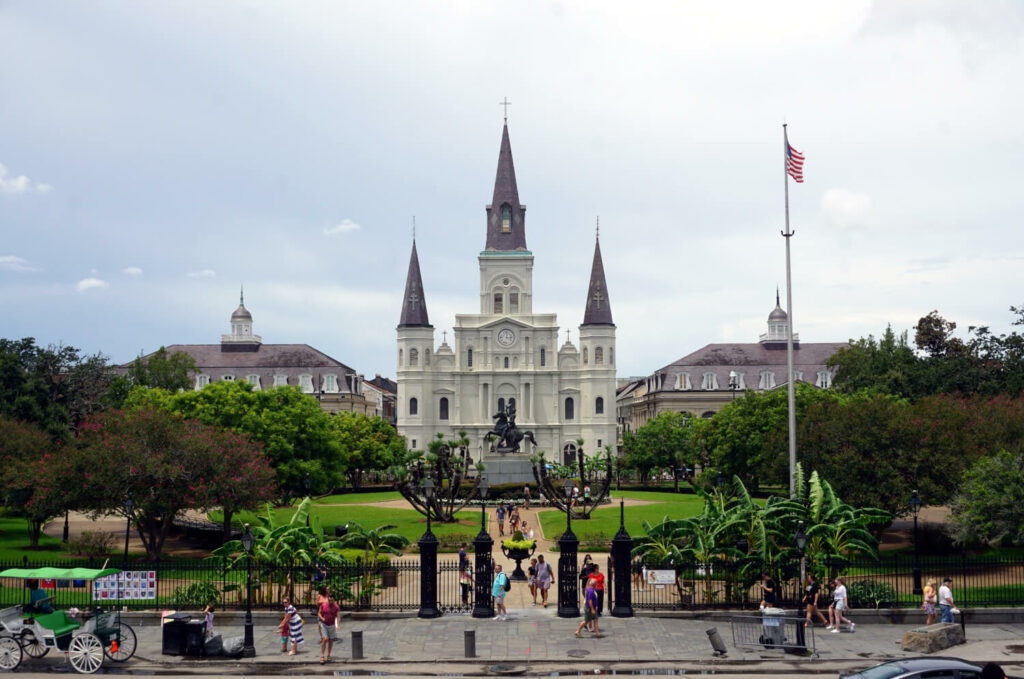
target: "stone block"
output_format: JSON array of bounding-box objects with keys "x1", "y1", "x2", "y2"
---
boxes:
[{"x1": 900, "y1": 623, "x2": 964, "y2": 653}]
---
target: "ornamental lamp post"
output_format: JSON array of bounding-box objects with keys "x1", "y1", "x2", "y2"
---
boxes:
[
  {"x1": 472, "y1": 476, "x2": 494, "y2": 618},
  {"x1": 304, "y1": 474, "x2": 312, "y2": 527},
  {"x1": 716, "y1": 471, "x2": 726, "y2": 495},
  {"x1": 728, "y1": 370, "x2": 739, "y2": 400},
  {"x1": 122, "y1": 493, "x2": 135, "y2": 569},
  {"x1": 418, "y1": 477, "x2": 441, "y2": 618},
  {"x1": 241, "y1": 523, "x2": 256, "y2": 658},
  {"x1": 910, "y1": 489, "x2": 923, "y2": 595},
  {"x1": 793, "y1": 520, "x2": 808, "y2": 653}
]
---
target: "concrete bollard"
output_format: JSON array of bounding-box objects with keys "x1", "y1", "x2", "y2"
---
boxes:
[
  {"x1": 351, "y1": 630, "x2": 364, "y2": 660},
  {"x1": 464, "y1": 629, "x2": 476, "y2": 658}
]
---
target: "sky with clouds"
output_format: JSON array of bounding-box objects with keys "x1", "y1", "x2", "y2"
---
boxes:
[{"x1": 2, "y1": 1, "x2": 1022, "y2": 379}]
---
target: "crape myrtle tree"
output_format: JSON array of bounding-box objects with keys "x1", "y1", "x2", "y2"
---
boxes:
[
  {"x1": 949, "y1": 450, "x2": 1024, "y2": 548},
  {"x1": 392, "y1": 432, "x2": 484, "y2": 522},
  {"x1": 76, "y1": 407, "x2": 275, "y2": 560},
  {"x1": 0, "y1": 416, "x2": 75, "y2": 546},
  {"x1": 530, "y1": 438, "x2": 612, "y2": 518},
  {"x1": 125, "y1": 381, "x2": 341, "y2": 502}
]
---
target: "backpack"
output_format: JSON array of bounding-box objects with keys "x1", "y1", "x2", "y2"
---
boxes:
[{"x1": 503, "y1": 574, "x2": 511, "y2": 592}]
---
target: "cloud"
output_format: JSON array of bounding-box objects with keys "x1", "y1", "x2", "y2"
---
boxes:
[
  {"x1": 76, "y1": 278, "x2": 109, "y2": 292},
  {"x1": 0, "y1": 255, "x2": 39, "y2": 272},
  {"x1": 0, "y1": 163, "x2": 53, "y2": 194},
  {"x1": 820, "y1": 188, "x2": 872, "y2": 229},
  {"x1": 186, "y1": 269, "x2": 216, "y2": 278},
  {"x1": 323, "y1": 219, "x2": 361, "y2": 236},
  {"x1": 122, "y1": 266, "x2": 143, "y2": 275}
]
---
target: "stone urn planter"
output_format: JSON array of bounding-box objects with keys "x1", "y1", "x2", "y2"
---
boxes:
[{"x1": 500, "y1": 539, "x2": 536, "y2": 581}]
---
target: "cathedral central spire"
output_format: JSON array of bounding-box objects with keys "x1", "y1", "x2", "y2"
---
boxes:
[
  {"x1": 398, "y1": 239, "x2": 431, "y2": 328},
  {"x1": 485, "y1": 123, "x2": 528, "y2": 252}
]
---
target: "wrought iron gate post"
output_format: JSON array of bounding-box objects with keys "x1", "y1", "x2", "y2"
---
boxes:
[{"x1": 611, "y1": 500, "x2": 634, "y2": 617}]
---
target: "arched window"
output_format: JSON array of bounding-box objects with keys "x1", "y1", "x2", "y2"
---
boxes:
[
  {"x1": 595, "y1": 396, "x2": 604, "y2": 415},
  {"x1": 425, "y1": 349, "x2": 431, "y2": 366},
  {"x1": 595, "y1": 346, "x2": 604, "y2": 365},
  {"x1": 501, "y1": 204, "x2": 511, "y2": 232},
  {"x1": 409, "y1": 397, "x2": 418, "y2": 415},
  {"x1": 467, "y1": 348, "x2": 473, "y2": 367},
  {"x1": 509, "y1": 287, "x2": 520, "y2": 313},
  {"x1": 493, "y1": 291, "x2": 504, "y2": 314},
  {"x1": 508, "y1": 397, "x2": 516, "y2": 411},
  {"x1": 583, "y1": 347, "x2": 589, "y2": 364},
  {"x1": 399, "y1": 348, "x2": 403, "y2": 366},
  {"x1": 504, "y1": 356, "x2": 509, "y2": 368},
  {"x1": 701, "y1": 411, "x2": 715, "y2": 419},
  {"x1": 563, "y1": 443, "x2": 577, "y2": 466},
  {"x1": 439, "y1": 397, "x2": 449, "y2": 420},
  {"x1": 609, "y1": 347, "x2": 614, "y2": 365},
  {"x1": 409, "y1": 348, "x2": 419, "y2": 367},
  {"x1": 540, "y1": 347, "x2": 546, "y2": 366},
  {"x1": 565, "y1": 397, "x2": 575, "y2": 420},
  {"x1": 498, "y1": 397, "x2": 505, "y2": 413}
]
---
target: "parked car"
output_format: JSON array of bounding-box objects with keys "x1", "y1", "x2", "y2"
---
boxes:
[{"x1": 840, "y1": 657, "x2": 991, "y2": 679}]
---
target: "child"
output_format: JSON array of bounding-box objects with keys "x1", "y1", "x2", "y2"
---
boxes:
[{"x1": 203, "y1": 604, "x2": 215, "y2": 638}]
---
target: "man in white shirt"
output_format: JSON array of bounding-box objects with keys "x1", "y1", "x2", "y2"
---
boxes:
[{"x1": 938, "y1": 577, "x2": 955, "y2": 623}]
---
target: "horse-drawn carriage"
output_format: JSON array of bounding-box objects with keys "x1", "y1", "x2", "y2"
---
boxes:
[{"x1": 0, "y1": 567, "x2": 136, "y2": 673}]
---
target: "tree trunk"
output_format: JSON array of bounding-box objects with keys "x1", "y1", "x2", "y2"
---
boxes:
[
  {"x1": 28, "y1": 519, "x2": 42, "y2": 547},
  {"x1": 222, "y1": 508, "x2": 234, "y2": 543}
]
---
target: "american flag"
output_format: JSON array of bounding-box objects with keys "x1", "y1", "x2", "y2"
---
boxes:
[{"x1": 786, "y1": 136, "x2": 805, "y2": 183}]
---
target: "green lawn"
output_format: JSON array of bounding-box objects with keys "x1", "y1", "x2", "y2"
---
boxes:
[
  {"x1": 211, "y1": 504, "x2": 485, "y2": 546},
  {"x1": 0, "y1": 517, "x2": 74, "y2": 563},
  {"x1": 537, "y1": 497, "x2": 704, "y2": 541},
  {"x1": 609, "y1": 490, "x2": 699, "y2": 502},
  {"x1": 311, "y1": 491, "x2": 403, "y2": 505}
]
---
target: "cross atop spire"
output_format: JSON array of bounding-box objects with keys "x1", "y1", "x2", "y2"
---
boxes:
[
  {"x1": 582, "y1": 232, "x2": 614, "y2": 326},
  {"x1": 596, "y1": 216, "x2": 600, "y2": 240},
  {"x1": 499, "y1": 97, "x2": 511, "y2": 122},
  {"x1": 412, "y1": 216, "x2": 416, "y2": 242},
  {"x1": 484, "y1": 122, "x2": 528, "y2": 251},
  {"x1": 398, "y1": 240, "x2": 431, "y2": 328}
]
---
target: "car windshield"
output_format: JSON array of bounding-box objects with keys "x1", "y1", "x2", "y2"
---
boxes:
[{"x1": 857, "y1": 663, "x2": 906, "y2": 679}]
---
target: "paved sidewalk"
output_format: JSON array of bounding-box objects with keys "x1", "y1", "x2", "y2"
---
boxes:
[{"x1": 18, "y1": 610, "x2": 1024, "y2": 675}]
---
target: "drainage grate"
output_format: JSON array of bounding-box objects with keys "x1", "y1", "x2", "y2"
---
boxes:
[{"x1": 567, "y1": 649, "x2": 590, "y2": 658}]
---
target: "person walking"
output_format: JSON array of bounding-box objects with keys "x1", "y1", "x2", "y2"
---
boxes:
[
  {"x1": 589, "y1": 563, "x2": 605, "y2": 617},
  {"x1": 510, "y1": 505, "x2": 520, "y2": 533},
  {"x1": 759, "y1": 572, "x2": 776, "y2": 610},
  {"x1": 922, "y1": 578, "x2": 938, "y2": 625},
  {"x1": 524, "y1": 485, "x2": 531, "y2": 509},
  {"x1": 831, "y1": 577, "x2": 854, "y2": 632},
  {"x1": 492, "y1": 564, "x2": 509, "y2": 621},
  {"x1": 280, "y1": 597, "x2": 304, "y2": 654},
  {"x1": 575, "y1": 577, "x2": 601, "y2": 638},
  {"x1": 528, "y1": 558, "x2": 539, "y2": 605},
  {"x1": 803, "y1": 573, "x2": 828, "y2": 628},
  {"x1": 458, "y1": 543, "x2": 468, "y2": 570},
  {"x1": 460, "y1": 562, "x2": 474, "y2": 606},
  {"x1": 521, "y1": 520, "x2": 534, "y2": 540},
  {"x1": 938, "y1": 577, "x2": 956, "y2": 623},
  {"x1": 536, "y1": 554, "x2": 554, "y2": 607},
  {"x1": 496, "y1": 504, "x2": 506, "y2": 537},
  {"x1": 317, "y1": 593, "x2": 340, "y2": 664}
]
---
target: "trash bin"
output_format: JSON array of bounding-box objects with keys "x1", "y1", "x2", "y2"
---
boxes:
[
  {"x1": 184, "y1": 620, "x2": 206, "y2": 656},
  {"x1": 760, "y1": 607, "x2": 786, "y2": 649},
  {"x1": 335, "y1": 523, "x2": 349, "y2": 538},
  {"x1": 162, "y1": 613, "x2": 190, "y2": 655}
]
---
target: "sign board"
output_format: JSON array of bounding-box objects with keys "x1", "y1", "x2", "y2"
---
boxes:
[
  {"x1": 646, "y1": 569, "x2": 676, "y2": 586},
  {"x1": 93, "y1": 571, "x2": 157, "y2": 601}
]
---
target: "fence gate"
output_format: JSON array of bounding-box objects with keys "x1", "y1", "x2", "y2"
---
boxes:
[{"x1": 438, "y1": 559, "x2": 472, "y2": 615}]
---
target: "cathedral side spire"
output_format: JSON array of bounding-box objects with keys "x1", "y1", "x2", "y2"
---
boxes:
[
  {"x1": 484, "y1": 122, "x2": 528, "y2": 252},
  {"x1": 399, "y1": 240, "x2": 431, "y2": 327},
  {"x1": 582, "y1": 233, "x2": 614, "y2": 326}
]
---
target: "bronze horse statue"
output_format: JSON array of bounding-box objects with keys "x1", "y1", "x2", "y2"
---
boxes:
[{"x1": 485, "y1": 404, "x2": 537, "y2": 453}]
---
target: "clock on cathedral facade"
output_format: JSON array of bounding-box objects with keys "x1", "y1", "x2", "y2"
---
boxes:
[{"x1": 396, "y1": 122, "x2": 618, "y2": 464}]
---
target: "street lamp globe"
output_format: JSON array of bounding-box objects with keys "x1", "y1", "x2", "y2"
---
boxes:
[
  {"x1": 241, "y1": 523, "x2": 255, "y2": 554},
  {"x1": 794, "y1": 520, "x2": 807, "y2": 551},
  {"x1": 909, "y1": 489, "x2": 922, "y2": 518},
  {"x1": 479, "y1": 475, "x2": 489, "y2": 500},
  {"x1": 422, "y1": 477, "x2": 435, "y2": 501},
  {"x1": 562, "y1": 478, "x2": 574, "y2": 500}
]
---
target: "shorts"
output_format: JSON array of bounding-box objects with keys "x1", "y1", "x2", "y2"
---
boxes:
[
  {"x1": 528, "y1": 577, "x2": 536, "y2": 586},
  {"x1": 281, "y1": 635, "x2": 290, "y2": 644},
  {"x1": 319, "y1": 622, "x2": 338, "y2": 640},
  {"x1": 836, "y1": 600, "x2": 846, "y2": 612},
  {"x1": 493, "y1": 595, "x2": 505, "y2": 605},
  {"x1": 584, "y1": 608, "x2": 596, "y2": 623}
]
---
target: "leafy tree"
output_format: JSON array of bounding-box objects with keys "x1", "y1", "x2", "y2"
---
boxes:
[
  {"x1": 621, "y1": 412, "x2": 697, "y2": 486},
  {"x1": 697, "y1": 383, "x2": 843, "y2": 488},
  {"x1": 331, "y1": 411, "x2": 404, "y2": 489},
  {"x1": 0, "y1": 416, "x2": 73, "y2": 546},
  {"x1": 828, "y1": 325, "x2": 920, "y2": 397},
  {"x1": 948, "y1": 450, "x2": 1024, "y2": 547},
  {"x1": 76, "y1": 407, "x2": 273, "y2": 560},
  {"x1": 126, "y1": 381, "x2": 343, "y2": 500},
  {"x1": 0, "y1": 338, "x2": 116, "y2": 439}
]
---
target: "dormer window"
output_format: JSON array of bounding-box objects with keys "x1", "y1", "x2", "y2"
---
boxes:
[
  {"x1": 816, "y1": 370, "x2": 833, "y2": 389},
  {"x1": 324, "y1": 374, "x2": 339, "y2": 393},
  {"x1": 759, "y1": 371, "x2": 776, "y2": 390},
  {"x1": 701, "y1": 372, "x2": 718, "y2": 390},
  {"x1": 675, "y1": 372, "x2": 692, "y2": 390},
  {"x1": 299, "y1": 374, "x2": 314, "y2": 393},
  {"x1": 273, "y1": 374, "x2": 288, "y2": 387},
  {"x1": 195, "y1": 374, "x2": 210, "y2": 390},
  {"x1": 501, "y1": 204, "x2": 511, "y2": 232}
]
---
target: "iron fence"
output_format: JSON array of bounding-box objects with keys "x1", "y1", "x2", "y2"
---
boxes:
[{"x1": 630, "y1": 554, "x2": 1024, "y2": 611}]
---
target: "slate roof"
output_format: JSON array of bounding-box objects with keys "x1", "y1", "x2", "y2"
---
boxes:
[
  {"x1": 648, "y1": 341, "x2": 848, "y2": 392},
  {"x1": 398, "y1": 240, "x2": 431, "y2": 327},
  {"x1": 365, "y1": 374, "x2": 397, "y2": 395},
  {"x1": 484, "y1": 123, "x2": 528, "y2": 252},
  {"x1": 582, "y1": 237, "x2": 613, "y2": 326}
]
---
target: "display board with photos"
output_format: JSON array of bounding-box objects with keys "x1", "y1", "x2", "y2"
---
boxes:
[{"x1": 93, "y1": 571, "x2": 158, "y2": 601}]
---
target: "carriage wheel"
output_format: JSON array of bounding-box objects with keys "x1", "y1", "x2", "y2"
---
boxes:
[
  {"x1": 68, "y1": 634, "x2": 103, "y2": 674},
  {"x1": 0, "y1": 636, "x2": 22, "y2": 671},
  {"x1": 102, "y1": 622, "x2": 136, "y2": 662},
  {"x1": 21, "y1": 630, "x2": 48, "y2": 658}
]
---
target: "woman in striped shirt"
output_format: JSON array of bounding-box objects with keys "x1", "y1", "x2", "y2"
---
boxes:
[{"x1": 280, "y1": 597, "x2": 305, "y2": 655}]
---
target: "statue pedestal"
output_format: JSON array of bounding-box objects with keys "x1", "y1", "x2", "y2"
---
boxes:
[{"x1": 481, "y1": 454, "x2": 535, "y2": 486}]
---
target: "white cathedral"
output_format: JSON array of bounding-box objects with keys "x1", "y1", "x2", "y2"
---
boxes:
[{"x1": 396, "y1": 122, "x2": 618, "y2": 464}]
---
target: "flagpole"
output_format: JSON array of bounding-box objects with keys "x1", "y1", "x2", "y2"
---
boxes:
[{"x1": 782, "y1": 123, "x2": 797, "y2": 498}]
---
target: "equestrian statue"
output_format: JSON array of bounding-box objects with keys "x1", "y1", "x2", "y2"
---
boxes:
[{"x1": 485, "y1": 403, "x2": 537, "y2": 454}]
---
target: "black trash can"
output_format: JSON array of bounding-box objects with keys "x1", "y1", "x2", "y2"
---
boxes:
[
  {"x1": 162, "y1": 613, "x2": 190, "y2": 655},
  {"x1": 335, "y1": 523, "x2": 349, "y2": 537},
  {"x1": 184, "y1": 620, "x2": 206, "y2": 656}
]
